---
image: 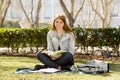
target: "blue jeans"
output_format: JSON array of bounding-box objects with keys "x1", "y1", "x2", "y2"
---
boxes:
[{"x1": 37, "y1": 51, "x2": 74, "y2": 70}]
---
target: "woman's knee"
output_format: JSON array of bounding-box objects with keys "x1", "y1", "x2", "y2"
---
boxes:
[
  {"x1": 64, "y1": 52, "x2": 73, "y2": 59},
  {"x1": 36, "y1": 51, "x2": 42, "y2": 59}
]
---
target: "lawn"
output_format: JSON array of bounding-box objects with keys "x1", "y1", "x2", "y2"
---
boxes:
[{"x1": 0, "y1": 56, "x2": 120, "y2": 80}]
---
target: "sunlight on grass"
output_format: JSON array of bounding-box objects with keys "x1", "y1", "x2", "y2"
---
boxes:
[{"x1": 0, "y1": 56, "x2": 120, "y2": 80}]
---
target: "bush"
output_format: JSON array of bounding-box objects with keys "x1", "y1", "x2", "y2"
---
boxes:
[
  {"x1": 0, "y1": 27, "x2": 49, "y2": 53},
  {"x1": 0, "y1": 27, "x2": 119, "y2": 56},
  {"x1": 3, "y1": 20, "x2": 21, "y2": 28}
]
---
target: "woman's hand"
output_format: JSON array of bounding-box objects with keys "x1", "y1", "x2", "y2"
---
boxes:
[
  {"x1": 42, "y1": 50, "x2": 53, "y2": 56},
  {"x1": 50, "y1": 53, "x2": 62, "y2": 60}
]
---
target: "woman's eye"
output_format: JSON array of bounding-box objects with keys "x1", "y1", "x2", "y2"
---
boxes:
[
  {"x1": 55, "y1": 21, "x2": 58, "y2": 23},
  {"x1": 60, "y1": 22, "x2": 63, "y2": 24}
]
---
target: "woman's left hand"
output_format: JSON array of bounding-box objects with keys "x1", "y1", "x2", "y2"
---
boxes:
[{"x1": 50, "y1": 54, "x2": 62, "y2": 60}]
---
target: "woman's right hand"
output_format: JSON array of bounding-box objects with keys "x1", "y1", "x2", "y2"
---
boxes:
[
  {"x1": 50, "y1": 54, "x2": 62, "y2": 60},
  {"x1": 42, "y1": 50, "x2": 53, "y2": 56}
]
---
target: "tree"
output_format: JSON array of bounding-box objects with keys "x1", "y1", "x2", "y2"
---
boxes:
[
  {"x1": 59, "y1": 0, "x2": 85, "y2": 27},
  {"x1": 18, "y1": 0, "x2": 42, "y2": 28},
  {"x1": 0, "y1": 0, "x2": 11, "y2": 27},
  {"x1": 90, "y1": 0, "x2": 115, "y2": 28},
  {"x1": 80, "y1": 0, "x2": 98, "y2": 28}
]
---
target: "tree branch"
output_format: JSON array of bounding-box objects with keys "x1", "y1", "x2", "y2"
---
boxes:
[
  {"x1": 74, "y1": 0, "x2": 85, "y2": 21},
  {"x1": 30, "y1": 0, "x2": 34, "y2": 23},
  {"x1": 18, "y1": 0, "x2": 31, "y2": 24},
  {"x1": 70, "y1": 0, "x2": 74, "y2": 17},
  {"x1": 90, "y1": 0, "x2": 103, "y2": 20},
  {"x1": 59, "y1": 0, "x2": 71, "y2": 18},
  {"x1": 34, "y1": 0, "x2": 42, "y2": 27}
]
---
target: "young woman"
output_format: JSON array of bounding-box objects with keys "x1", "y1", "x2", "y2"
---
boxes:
[{"x1": 36, "y1": 14, "x2": 76, "y2": 71}]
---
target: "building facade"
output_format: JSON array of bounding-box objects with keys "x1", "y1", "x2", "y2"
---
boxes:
[{"x1": 6, "y1": 0, "x2": 120, "y2": 28}]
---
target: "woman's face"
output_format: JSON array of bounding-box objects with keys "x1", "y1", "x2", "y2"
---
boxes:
[{"x1": 54, "y1": 18, "x2": 64, "y2": 30}]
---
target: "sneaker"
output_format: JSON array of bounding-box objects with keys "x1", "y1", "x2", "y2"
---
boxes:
[{"x1": 70, "y1": 65, "x2": 78, "y2": 72}]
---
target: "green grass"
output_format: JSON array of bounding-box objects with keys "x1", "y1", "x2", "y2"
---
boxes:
[{"x1": 0, "y1": 56, "x2": 120, "y2": 80}]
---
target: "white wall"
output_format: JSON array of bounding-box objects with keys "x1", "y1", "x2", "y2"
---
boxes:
[{"x1": 6, "y1": 0, "x2": 120, "y2": 28}]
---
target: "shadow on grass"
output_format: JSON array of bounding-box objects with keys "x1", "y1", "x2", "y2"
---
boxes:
[
  {"x1": 109, "y1": 63, "x2": 120, "y2": 72},
  {"x1": 0, "y1": 65, "x2": 20, "y2": 71}
]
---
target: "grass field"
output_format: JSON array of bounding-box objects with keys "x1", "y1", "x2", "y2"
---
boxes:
[{"x1": 0, "y1": 56, "x2": 120, "y2": 80}]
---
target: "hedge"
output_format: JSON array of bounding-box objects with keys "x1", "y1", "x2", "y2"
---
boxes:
[{"x1": 0, "y1": 27, "x2": 119, "y2": 56}]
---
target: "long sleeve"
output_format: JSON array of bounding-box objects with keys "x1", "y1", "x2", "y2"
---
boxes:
[
  {"x1": 68, "y1": 33, "x2": 75, "y2": 55},
  {"x1": 47, "y1": 31, "x2": 54, "y2": 51}
]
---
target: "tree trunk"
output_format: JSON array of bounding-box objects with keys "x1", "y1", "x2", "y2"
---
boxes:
[
  {"x1": 34, "y1": 0, "x2": 42, "y2": 27},
  {"x1": 0, "y1": 0, "x2": 11, "y2": 27},
  {"x1": 59, "y1": 0, "x2": 84, "y2": 27},
  {"x1": 18, "y1": 0, "x2": 42, "y2": 28},
  {"x1": 68, "y1": 17, "x2": 74, "y2": 27},
  {"x1": 18, "y1": 0, "x2": 32, "y2": 27},
  {"x1": 90, "y1": 0, "x2": 115, "y2": 28}
]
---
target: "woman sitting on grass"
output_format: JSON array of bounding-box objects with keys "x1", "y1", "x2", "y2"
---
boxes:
[{"x1": 36, "y1": 14, "x2": 77, "y2": 71}]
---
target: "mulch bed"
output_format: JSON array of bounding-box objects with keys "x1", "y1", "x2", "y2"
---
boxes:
[
  {"x1": 0, "y1": 52, "x2": 120, "y2": 61},
  {"x1": 74, "y1": 53, "x2": 120, "y2": 61}
]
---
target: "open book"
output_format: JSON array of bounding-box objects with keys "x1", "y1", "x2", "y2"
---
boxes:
[
  {"x1": 38, "y1": 68, "x2": 59, "y2": 73},
  {"x1": 42, "y1": 50, "x2": 65, "y2": 56}
]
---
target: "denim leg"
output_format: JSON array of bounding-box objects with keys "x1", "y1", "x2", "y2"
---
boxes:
[
  {"x1": 37, "y1": 51, "x2": 59, "y2": 69},
  {"x1": 55, "y1": 52, "x2": 74, "y2": 66}
]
